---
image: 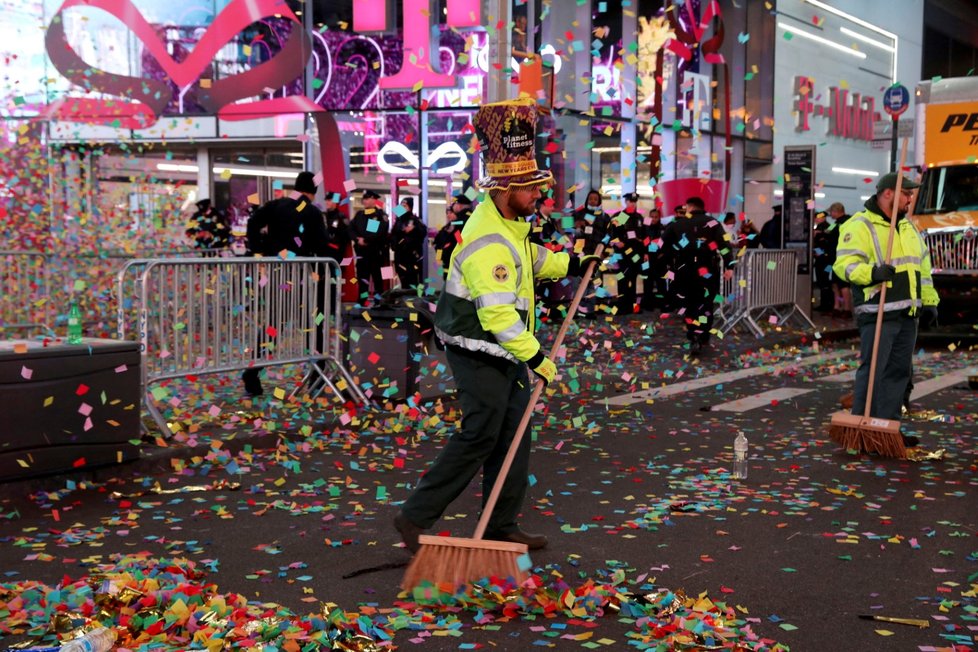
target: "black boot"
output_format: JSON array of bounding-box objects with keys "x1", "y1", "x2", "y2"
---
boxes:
[{"x1": 242, "y1": 368, "x2": 264, "y2": 396}]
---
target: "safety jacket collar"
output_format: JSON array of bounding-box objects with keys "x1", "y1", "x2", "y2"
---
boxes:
[
  {"x1": 862, "y1": 195, "x2": 906, "y2": 226},
  {"x1": 480, "y1": 196, "x2": 532, "y2": 241}
]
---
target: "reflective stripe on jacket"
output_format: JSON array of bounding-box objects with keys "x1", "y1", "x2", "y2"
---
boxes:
[
  {"x1": 435, "y1": 199, "x2": 570, "y2": 363},
  {"x1": 832, "y1": 204, "x2": 939, "y2": 321}
]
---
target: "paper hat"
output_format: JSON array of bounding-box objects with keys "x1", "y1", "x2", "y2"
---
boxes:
[{"x1": 472, "y1": 97, "x2": 553, "y2": 191}]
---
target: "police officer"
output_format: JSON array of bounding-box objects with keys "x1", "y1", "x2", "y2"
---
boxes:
[
  {"x1": 662, "y1": 196, "x2": 734, "y2": 356},
  {"x1": 243, "y1": 171, "x2": 330, "y2": 396},
  {"x1": 609, "y1": 192, "x2": 647, "y2": 314},
  {"x1": 833, "y1": 172, "x2": 939, "y2": 443},
  {"x1": 349, "y1": 189, "x2": 390, "y2": 304}
]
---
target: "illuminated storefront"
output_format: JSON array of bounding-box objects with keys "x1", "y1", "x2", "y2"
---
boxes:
[{"x1": 0, "y1": 0, "x2": 781, "y2": 259}]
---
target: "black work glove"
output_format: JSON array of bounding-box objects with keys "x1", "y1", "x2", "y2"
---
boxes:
[
  {"x1": 919, "y1": 306, "x2": 938, "y2": 330},
  {"x1": 567, "y1": 254, "x2": 602, "y2": 277},
  {"x1": 870, "y1": 264, "x2": 896, "y2": 283}
]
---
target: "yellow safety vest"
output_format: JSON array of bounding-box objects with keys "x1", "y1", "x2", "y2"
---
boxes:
[
  {"x1": 833, "y1": 205, "x2": 939, "y2": 320},
  {"x1": 435, "y1": 199, "x2": 570, "y2": 363}
]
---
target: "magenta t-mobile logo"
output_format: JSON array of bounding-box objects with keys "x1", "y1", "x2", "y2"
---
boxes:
[{"x1": 353, "y1": 0, "x2": 481, "y2": 89}]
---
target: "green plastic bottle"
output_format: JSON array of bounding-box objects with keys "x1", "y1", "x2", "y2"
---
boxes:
[{"x1": 67, "y1": 302, "x2": 83, "y2": 344}]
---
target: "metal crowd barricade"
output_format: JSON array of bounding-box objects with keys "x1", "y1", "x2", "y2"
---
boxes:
[
  {"x1": 716, "y1": 249, "x2": 814, "y2": 337},
  {"x1": 0, "y1": 250, "x2": 51, "y2": 336},
  {"x1": 715, "y1": 251, "x2": 746, "y2": 325},
  {"x1": 119, "y1": 257, "x2": 366, "y2": 436}
]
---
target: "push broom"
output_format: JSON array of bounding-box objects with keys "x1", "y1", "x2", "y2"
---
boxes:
[
  {"x1": 401, "y1": 246, "x2": 605, "y2": 593},
  {"x1": 828, "y1": 138, "x2": 910, "y2": 458}
]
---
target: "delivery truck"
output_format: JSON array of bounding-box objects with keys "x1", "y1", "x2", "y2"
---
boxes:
[{"x1": 911, "y1": 77, "x2": 978, "y2": 324}]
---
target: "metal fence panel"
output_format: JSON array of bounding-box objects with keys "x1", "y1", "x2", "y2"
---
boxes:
[
  {"x1": 127, "y1": 257, "x2": 361, "y2": 435},
  {"x1": 716, "y1": 249, "x2": 814, "y2": 337},
  {"x1": 0, "y1": 251, "x2": 50, "y2": 335}
]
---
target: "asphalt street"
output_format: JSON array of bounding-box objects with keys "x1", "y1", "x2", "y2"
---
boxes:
[{"x1": 1, "y1": 310, "x2": 976, "y2": 651}]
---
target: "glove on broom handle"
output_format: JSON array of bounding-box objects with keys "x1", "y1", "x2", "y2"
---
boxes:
[
  {"x1": 473, "y1": 244, "x2": 606, "y2": 540},
  {"x1": 864, "y1": 138, "x2": 909, "y2": 419}
]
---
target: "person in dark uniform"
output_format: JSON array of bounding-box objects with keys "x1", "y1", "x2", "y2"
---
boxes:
[
  {"x1": 349, "y1": 189, "x2": 390, "y2": 304},
  {"x1": 640, "y1": 206, "x2": 667, "y2": 312},
  {"x1": 812, "y1": 210, "x2": 836, "y2": 313},
  {"x1": 530, "y1": 195, "x2": 574, "y2": 312},
  {"x1": 186, "y1": 198, "x2": 231, "y2": 256},
  {"x1": 242, "y1": 171, "x2": 330, "y2": 395},
  {"x1": 759, "y1": 204, "x2": 784, "y2": 249},
  {"x1": 433, "y1": 194, "x2": 472, "y2": 277},
  {"x1": 391, "y1": 196, "x2": 426, "y2": 290},
  {"x1": 662, "y1": 196, "x2": 734, "y2": 356},
  {"x1": 572, "y1": 189, "x2": 610, "y2": 255},
  {"x1": 827, "y1": 202, "x2": 852, "y2": 316},
  {"x1": 608, "y1": 192, "x2": 647, "y2": 314},
  {"x1": 322, "y1": 192, "x2": 351, "y2": 264}
]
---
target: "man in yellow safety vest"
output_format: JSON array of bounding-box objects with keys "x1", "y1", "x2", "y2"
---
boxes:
[
  {"x1": 833, "y1": 172, "x2": 939, "y2": 445},
  {"x1": 394, "y1": 97, "x2": 597, "y2": 553}
]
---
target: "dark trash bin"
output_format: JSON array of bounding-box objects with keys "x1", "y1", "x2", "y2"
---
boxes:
[
  {"x1": 344, "y1": 290, "x2": 452, "y2": 402},
  {"x1": 0, "y1": 338, "x2": 141, "y2": 481}
]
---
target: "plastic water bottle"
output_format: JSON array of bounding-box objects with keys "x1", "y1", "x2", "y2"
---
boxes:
[
  {"x1": 733, "y1": 432, "x2": 748, "y2": 480},
  {"x1": 67, "y1": 302, "x2": 83, "y2": 344},
  {"x1": 58, "y1": 627, "x2": 117, "y2": 652}
]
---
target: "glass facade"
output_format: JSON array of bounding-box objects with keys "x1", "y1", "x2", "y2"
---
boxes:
[{"x1": 0, "y1": 0, "x2": 775, "y2": 257}]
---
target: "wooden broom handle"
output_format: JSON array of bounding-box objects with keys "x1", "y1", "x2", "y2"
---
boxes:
[
  {"x1": 863, "y1": 138, "x2": 909, "y2": 419},
  {"x1": 473, "y1": 244, "x2": 605, "y2": 540}
]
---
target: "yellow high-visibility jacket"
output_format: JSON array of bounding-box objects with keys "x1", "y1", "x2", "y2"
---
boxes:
[
  {"x1": 435, "y1": 199, "x2": 570, "y2": 363},
  {"x1": 833, "y1": 200, "x2": 939, "y2": 323}
]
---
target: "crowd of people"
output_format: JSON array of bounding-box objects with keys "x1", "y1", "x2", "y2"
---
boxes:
[
  {"x1": 191, "y1": 170, "x2": 874, "y2": 352},
  {"x1": 187, "y1": 169, "x2": 876, "y2": 359}
]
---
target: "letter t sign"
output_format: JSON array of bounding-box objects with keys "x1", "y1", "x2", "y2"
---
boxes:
[{"x1": 353, "y1": 0, "x2": 481, "y2": 90}]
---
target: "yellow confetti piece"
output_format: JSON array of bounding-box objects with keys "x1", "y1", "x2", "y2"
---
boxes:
[{"x1": 874, "y1": 629, "x2": 894, "y2": 636}]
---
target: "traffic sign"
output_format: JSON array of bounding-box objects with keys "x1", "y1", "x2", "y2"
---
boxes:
[{"x1": 883, "y1": 84, "x2": 910, "y2": 117}]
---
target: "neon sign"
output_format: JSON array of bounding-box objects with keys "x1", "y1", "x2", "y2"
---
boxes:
[
  {"x1": 794, "y1": 76, "x2": 881, "y2": 142},
  {"x1": 353, "y1": 0, "x2": 480, "y2": 90},
  {"x1": 376, "y1": 141, "x2": 468, "y2": 176}
]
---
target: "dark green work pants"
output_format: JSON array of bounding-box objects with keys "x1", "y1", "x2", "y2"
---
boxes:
[{"x1": 400, "y1": 346, "x2": 533, "y2": 534}]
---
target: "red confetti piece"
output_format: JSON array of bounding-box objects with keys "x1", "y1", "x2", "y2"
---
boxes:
[{"x1": 76, "y1": 383, "x2": 89, "y2": 395}]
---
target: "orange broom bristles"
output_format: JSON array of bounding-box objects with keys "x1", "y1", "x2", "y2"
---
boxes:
[
  {"x1": 401, "y1": 535, "x2": 528, "y2": 593},
  {"x1": 829, "y1": 411, "x2": 906, "y2": 458},
  {"x1": 400, "y1": 248, "x2": 607, "y2": 594}
]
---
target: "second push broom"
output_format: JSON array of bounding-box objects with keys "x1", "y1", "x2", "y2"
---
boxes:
[{"x1": 401, "y1": 247, "x2": 605, "y2": 593}]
